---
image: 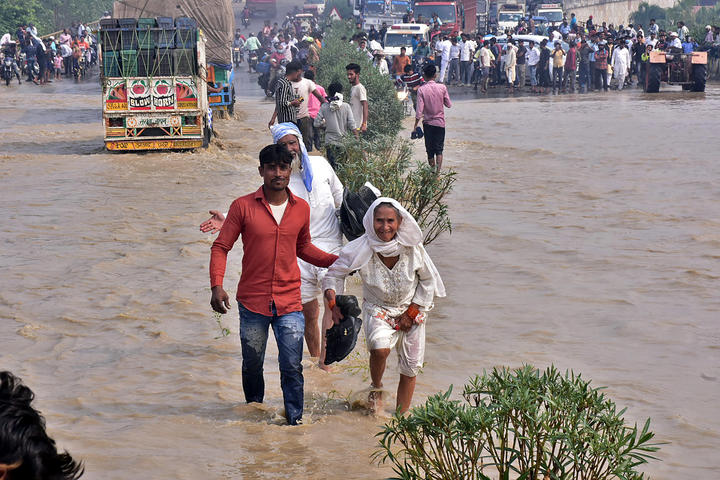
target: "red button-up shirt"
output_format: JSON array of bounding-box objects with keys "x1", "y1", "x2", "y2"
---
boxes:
[{"x1": 210, "y1": 186, "x2": 338, "y2": 315}]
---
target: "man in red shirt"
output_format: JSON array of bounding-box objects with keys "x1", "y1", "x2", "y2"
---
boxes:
[{"x1": 210, "y1": 144, "x2": 338, "y2": 425}]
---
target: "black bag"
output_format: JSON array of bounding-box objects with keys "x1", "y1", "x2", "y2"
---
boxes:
[
  {"x1": 324, "y1": 295, "x2": 363, "y2": 365},
  {"x1": 338, "y1": 185, "x2": 378, "y2": 241}
]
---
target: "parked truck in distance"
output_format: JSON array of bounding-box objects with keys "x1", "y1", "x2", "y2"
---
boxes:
[
  {"x1": 535, "y1": 3, "x2": 563, "y2": 26},
  {"x1": 247, "y1": 0, "x2": 277, "y2": 18},
  {"x1": 413, "y1": 0, "x2": 464, "y2": 35},
  {"x1": 497, "y1": 3, "x2": 524, "y2": 31}
]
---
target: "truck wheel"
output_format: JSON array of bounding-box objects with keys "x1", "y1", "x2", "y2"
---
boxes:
[
  {"x1": 646, "y1": 64, "x2": 662, "y2": 93},
  {"x1": 691, "y1": 64, "x2": 706, "y2": 92},
  {"x1": 202, "y1": 124, "x2": 212, "y2": 148},
  {"x1": 228, "y1": 87, "x2": 235, "y2": 116}
]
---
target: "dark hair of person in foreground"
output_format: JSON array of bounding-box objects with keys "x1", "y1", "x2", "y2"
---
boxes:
[{"x1": 0, "y1": 371, "x2": 84, "y2": 480}]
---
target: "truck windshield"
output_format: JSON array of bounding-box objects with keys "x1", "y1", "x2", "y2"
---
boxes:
[
  {"x1": 538, "y1": 10, "x2": 563, "y2": 22},
  {"x1": 365, "y1": 2, "x2": 385, "y2": 14},
  {"x1": 414, "y1": 4, "x2": 456, "y2": 24},
  {"x1": 390, "y1": 1, "x2": 410, "y2": 14},
  {"x1": 384, "y1": 33, "x2": 415, "y2": 47},
  {"x1": 499, "y1": 13, "x2": 523, "y2": 23}
]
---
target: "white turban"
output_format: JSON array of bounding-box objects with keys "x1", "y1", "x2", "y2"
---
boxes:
[{"x1": 270, "y1": 122, "x2": 313, "y2": 192}]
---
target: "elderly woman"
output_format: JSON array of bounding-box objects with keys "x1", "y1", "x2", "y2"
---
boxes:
[{"x1": 322, "y1": 198, "x2": 445, "y2": 413}]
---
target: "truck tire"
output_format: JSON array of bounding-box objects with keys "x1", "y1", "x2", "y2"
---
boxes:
[
  {"x1": 691, "y1": 64, "x2": 706, "y2": 92},
  {"x1": 202, "y1": 123, "x2": 212, "y2": 148},
  {"x1": 228, "y1": 87, "x2": 235, "y2": 116},
  {"x1": 646, "y1": 63, "x2": 662, "y2": 93}
]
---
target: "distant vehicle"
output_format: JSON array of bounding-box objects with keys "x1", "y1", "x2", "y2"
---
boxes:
[
  {"x1": 246, "y1": 0, "x2": 276, "y2": 18},
  {"x1": 291, "y1": 13, "x2": 316, "y2": 33},
  {"x1": 303, "y1": 0, "x2": 326, "y2": 16},
  {"x1": 413, "y1": 0, "x2": 463, "y2": 35},
  {"x1": 497, "y1": 3, "x2": 524, "y2": 32},
  {"x1": 535, "y1": 3, "x2": 563, "y2": 26},
  {"x1": 383, "y1": 23, "x2": 430, "y2": 57},
  {"x1": 645, "y1": 49, "x2": 706, "y2": 93}
]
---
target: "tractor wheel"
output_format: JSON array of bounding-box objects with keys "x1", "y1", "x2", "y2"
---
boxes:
[
  {"x1": 645, "y1": 63, "x2": 662, "y2": 93},
  {"x1": 691, "y1": 64, "x2": 706, "y2": 92}
]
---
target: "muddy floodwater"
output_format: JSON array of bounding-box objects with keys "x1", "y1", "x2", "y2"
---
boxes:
[{"x1": 1, "y1": 72, "x2": 719, "y2": 480}]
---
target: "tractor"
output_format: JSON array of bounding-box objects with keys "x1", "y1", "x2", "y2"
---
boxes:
[{"x1": 645, "y1": 49, "x2": 707, "y2": 93}]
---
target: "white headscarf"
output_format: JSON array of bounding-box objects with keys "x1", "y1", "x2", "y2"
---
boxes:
[{"x1": 341, "y1": 197, "x2": 446, "y2": 298}]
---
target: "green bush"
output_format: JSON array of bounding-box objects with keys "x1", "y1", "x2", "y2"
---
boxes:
[
  {"x1": 335, "y1": 134, "x2": 456, "y2": 245},
  {"x1": 316, "y1": 21, "x2": 404, "y2": 140},
  {"x1": 376, "y1": 365, "x2": 662, "y2": 480}
]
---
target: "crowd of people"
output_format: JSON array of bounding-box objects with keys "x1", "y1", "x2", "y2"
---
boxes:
[{"x1": 0, "y1": 22, "x2": 97, "y2": 85}]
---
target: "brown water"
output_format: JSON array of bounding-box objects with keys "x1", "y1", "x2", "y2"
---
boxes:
[{"x1": 1, "y1": 73, "x2": 719, "y2": 479}]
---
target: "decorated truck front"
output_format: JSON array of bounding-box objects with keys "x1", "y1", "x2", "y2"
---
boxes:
[{"x1": 100, "y1": 17, "x2": 210, "y2": 151}]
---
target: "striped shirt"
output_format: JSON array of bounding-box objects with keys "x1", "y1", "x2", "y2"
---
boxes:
[{"x1": 275, "y1": 76, "x2": 297, "y2": 124}]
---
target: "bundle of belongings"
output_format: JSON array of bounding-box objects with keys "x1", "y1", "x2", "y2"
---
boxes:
[
  {"x1": 324, "y1": 295, "x2": 363, "y2": 365},
  {"x1": 339, "y1": 182, "x2": 380, "y2": 241}
]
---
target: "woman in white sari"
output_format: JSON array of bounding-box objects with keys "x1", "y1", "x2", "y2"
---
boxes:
[{"x1": 323, "y1": 198, "x2": 445, "y2": 413}]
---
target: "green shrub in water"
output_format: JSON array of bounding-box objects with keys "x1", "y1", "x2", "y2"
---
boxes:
[
  {"x1": 315, "y1": 21, "x2": 404, "y2": 140},
  {"x1": 375, "y1": 365, "x2": 662, "y2": 480},
  {"x1": 335, "y1": 134, "x2": 456, "y2": 245}
]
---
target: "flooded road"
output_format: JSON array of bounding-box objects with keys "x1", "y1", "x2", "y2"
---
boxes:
[{"x1": 1, "y1": 66, "x2": 719, "y2": 479}]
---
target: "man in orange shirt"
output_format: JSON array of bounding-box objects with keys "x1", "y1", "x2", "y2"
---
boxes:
[
  {"x1": 210, "y1": 144, "x2": 338, "y2": 425},
  {"x1": 392, "y1": 46, "x2": 411, "y2": 79}
]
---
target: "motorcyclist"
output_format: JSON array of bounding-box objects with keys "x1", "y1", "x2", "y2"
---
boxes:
[
  {"x1": 242, "y1": 6, "x2": 251, "y2": 26},
  {"x1": 2, "y1": 41, "x2": 22, "y2": 84},
  {"x1": 233, "y1": 33, "x2": 245, "y2": 65},
  {"x1": 22, "y1": 37, "x2": 38, "y2": 83}
]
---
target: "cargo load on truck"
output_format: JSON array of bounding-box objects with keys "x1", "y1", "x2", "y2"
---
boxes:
[{"x1": 113, "y1": 0, "x2": 236, "y2": 117}]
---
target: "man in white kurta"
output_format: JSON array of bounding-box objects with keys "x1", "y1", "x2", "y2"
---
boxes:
[{"x1": 611, "y1": 43, "x2": 631, "y2": 90}]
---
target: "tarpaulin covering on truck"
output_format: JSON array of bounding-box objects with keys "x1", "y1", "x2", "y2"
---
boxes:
[{"x1": 113, "y1": 0, "x2": 233, "y2": 64}]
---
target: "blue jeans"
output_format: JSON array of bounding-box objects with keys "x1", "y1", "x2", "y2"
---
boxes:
[
  {"x1": 238, "y1": 302, "x2": 305, "y2": 425},
  {"x1": 529, "y1": 65, "x2": 538, "y2": 86}
]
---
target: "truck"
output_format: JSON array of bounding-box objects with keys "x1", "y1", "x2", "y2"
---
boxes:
[
  {"x1": 413, "y1": 0, "x2": 464, "y2": 35},
  {"x1": 645, "y1": 49, "x2": 707, "y2": 93},
  {"x1": 497, "y1": 3, "x2": 524, "y2": 32},
  {"x1": 303, "y1": 0, "x2": 326, "y2": 15},
  {"x1": 246, "y1": 0, "x2": 277, "y2": 18},
  {"x1": 101, "y1": 0, "x2": 235, "y2": 151},
  {"x1": 534, "y1": 3, "x2": 563, "y2": 26},
  {"x1": 361, "y1": 0, "x2": 404, "y2": 31}
]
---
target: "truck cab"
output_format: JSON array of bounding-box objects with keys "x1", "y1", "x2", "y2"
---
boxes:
[
  {"x1": 497, "y1": 4, "x2": 524, "y2": 32},
  {"x1": 536, "y1": 3, "x2": 563, "y2": 26},
  {"x1": 414, "y1": 0, "x2": 464, "y2": 35},
  {"x1": 303, "y1": 0, "x2": 326, "y2": 15}
]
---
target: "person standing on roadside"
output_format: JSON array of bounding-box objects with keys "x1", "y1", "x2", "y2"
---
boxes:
[
  {"x1": 515, "y1": 40, "x2": 527, "y2": 90},
  {"x1": 209, "y1": 144, "x2": 339, "y2": 425},
  {"x1": 290, "y1": 68, "x2": 327, "y2": 152},
  {"x1": 303, "y1": 70, "x2": 325, "y2": 151},
  {"x1": 537, "y1": 39, "x2": 551, "y2": 94},
  {"x1": 563, "y1": 41, "x2": 577, "y2": 93},
  {"x1": 474, "y1": 40, "x2": 495, "y2": 93},
  {"x1": 550, "y1": 41, "x2": 564, "y2": 94},
  {"x1": 611, "y1": 41, "x2": 631, "y2": 90},
  {"x1": 414, "y1": 64, "x2": 451, "y2": 170},
  {"x1": 268, "y1": 61, "x2": 303, "y2": 129},
  {"x1": 314, "y1": 82, "x2": 357, "y2": 169},
  {"x1": 527, "y1": 40, "x2": 540, "y2": 93},
  {"x1": 594, "y1": 43, "x2": 609, "y2": 91},
  {"x1": 346, "y1": 63, "x2": 368, "y2": 134}
]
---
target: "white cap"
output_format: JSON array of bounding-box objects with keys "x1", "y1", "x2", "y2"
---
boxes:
[
  {"x1": 669, "y1": 31, "x2": 678, "y2": 37},
  {"x1": 706, "y1": 25, "x2": 712, "y2": 29}
]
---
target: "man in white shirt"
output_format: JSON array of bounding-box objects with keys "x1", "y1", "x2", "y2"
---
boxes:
[
  {"x1": 668, "y1": 32, "x2": 682, "y2": 49},
  {"x1": 200, "y1": 124, "x2": 344, "y2": 368},
  {"x1": 460, "y1": 34, "x2": 474, "y2": 85},
  {"x1": 448, "y1": 37, "x2": 462, "y2": 85},
  {"x1": 346, "y1": 63, "x2": 368, "y2": 133},
  {"x1": 291, "y1": 73, "x2": 327, "y2": 152},
  {"x1": 525, "y1": 40, "x2": 539, "y2": 92},
  {"x1": 438, "y1": 36, "x2": 452, "y2": 83},
  {"x1": 611, "y1": 42, "x2": 631, "y2": 90}
]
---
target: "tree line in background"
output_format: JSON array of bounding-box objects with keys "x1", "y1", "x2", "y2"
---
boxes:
[
  {"x1": 0, "y1": 0, "x2": 113, "y2": 36},
  {"x1": 631, "y1": 0, "x2": 720, "y2": 41}
]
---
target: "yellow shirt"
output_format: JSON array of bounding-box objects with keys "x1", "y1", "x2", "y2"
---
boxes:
[{"x1": 551, "y1": 49, "x2": 564, "y2": 68}]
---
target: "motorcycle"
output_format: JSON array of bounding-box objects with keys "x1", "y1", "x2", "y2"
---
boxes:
[
  {"x1": 3, "y1": 55, "x2": 19, "y2": 86},
  {"x1": 233, "y1": 47, "x2": 243, "y2": 67},
  {"x1": 257, "y1": 59, "x2": 284, "y2": 97},
  {"x1": 242, "y1": 15, "x2": 250, "y2": 29},
  {"x1": 248, "y1": 50, "x2": 258, "y2": 73}
]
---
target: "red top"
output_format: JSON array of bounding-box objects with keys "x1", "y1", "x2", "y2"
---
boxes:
[{"x1": 210, "y1": 186, "x2": 338, "y2": 315}]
